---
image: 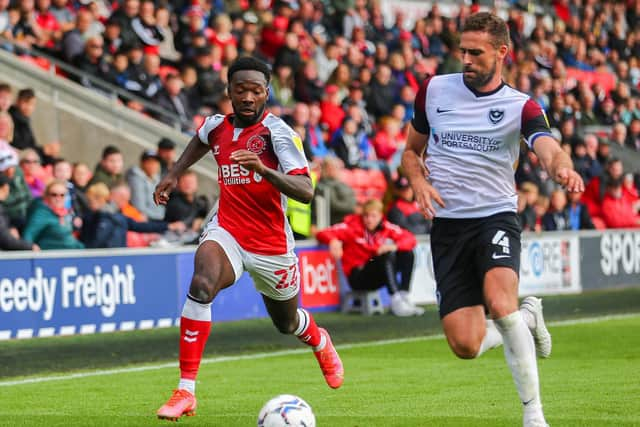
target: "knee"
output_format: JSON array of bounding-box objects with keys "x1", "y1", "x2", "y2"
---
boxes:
[
  {"x1": 448, "y1": 337, "x2": 482, "y2": 359},
  {"x1": 189, "y1": 273, "x2": 217, "y2": 303},
  {"x1": 485, "y1": 299, "x2": 514, "y2": 319}
]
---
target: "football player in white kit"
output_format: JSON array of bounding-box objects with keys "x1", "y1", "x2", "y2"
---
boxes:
[{"x1": 402, "y1": 12, "x2": 584, "y2": 427}]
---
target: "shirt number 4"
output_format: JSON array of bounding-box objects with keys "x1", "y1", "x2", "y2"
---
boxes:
[{"x1": 274, "y1": 264, "x2": 299, "y2": 290}]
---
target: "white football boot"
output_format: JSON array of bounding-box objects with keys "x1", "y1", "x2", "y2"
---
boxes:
[{"x1": 520, "y1": 296, "x2": 552, "y2": 358}]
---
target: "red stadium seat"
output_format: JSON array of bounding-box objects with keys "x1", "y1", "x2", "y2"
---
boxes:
[{"x1": 19, "y1": 55, "x2": 52, "y2": 72}]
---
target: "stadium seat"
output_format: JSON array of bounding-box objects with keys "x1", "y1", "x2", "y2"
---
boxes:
[
  {"x1": 341, "y1": 289, "x2": 384, "y2": 315},
  {"x1": 19, "y1": 55, "x2": 52, "y2": 72}
]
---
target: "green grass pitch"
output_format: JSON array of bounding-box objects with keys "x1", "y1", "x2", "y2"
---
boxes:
[{"x1": 1, "y1": 289, "x2": 639, "y2": 426}]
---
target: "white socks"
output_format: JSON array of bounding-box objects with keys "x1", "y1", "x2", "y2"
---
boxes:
[
  {"x1": 178, "y1": 378, "x2": 196, "y2": 394},
  {"x1": 182, "y1": 294, "x2": 212, "y2": 321},
  {"x1": 476, "y1": 319, "x2": 503, "y2": 357},
  {"x1": 294, "y1": 308, "x2": 326, "y2": 351},
  {"x1": 494, "y1": 311, "x2": 543, "y2": 415}
]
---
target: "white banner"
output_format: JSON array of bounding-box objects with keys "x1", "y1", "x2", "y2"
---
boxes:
[{"x1": 519, "y1": 234, "x2": 581, "y2": 296}]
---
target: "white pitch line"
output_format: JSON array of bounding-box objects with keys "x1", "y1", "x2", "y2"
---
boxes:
[{"x1": 1, "y1": 312, "x2": 638, "y2": 388}]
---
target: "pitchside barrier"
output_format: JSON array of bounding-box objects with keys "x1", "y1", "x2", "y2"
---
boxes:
[{"x1": 1, "y1": 230, "x2": 639, "y2": 339}]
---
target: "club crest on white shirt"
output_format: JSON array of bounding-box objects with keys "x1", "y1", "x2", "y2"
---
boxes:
[{"x1": 489, "y1": 109, "x2": 505, "y2": 125}]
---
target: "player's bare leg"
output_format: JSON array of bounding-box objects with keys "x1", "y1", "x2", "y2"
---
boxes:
[
  {"x1": 157, "y1": 241, "x2": 236, "y2": 421},
  {"x1": 263, "y1": 295, "x2": 344, "y2": 389}
]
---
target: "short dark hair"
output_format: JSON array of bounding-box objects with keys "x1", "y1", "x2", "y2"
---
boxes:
[
  {"x1": 227, "y1": 56, "x2": 271, "y2": 85},
  {"x1": 101, "y1": 145, "x2": 121, "y2": 159},
  {"x1": 16, "y1": 88, "x2": 36, "y2": 102},
  {"x1": 0, "y1": 83, "x2": 11, "y2": 93},
  {"x1": 462, "y1": 12, "x2": 510, "y2": 49}
]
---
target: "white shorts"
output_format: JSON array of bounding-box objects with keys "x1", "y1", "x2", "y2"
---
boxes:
[{"x1": 199, "y1": 224, "x2": 300, "y2": 301}]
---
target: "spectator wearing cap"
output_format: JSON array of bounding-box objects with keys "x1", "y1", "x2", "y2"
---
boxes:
[
  {"x1": 156, "y1": 137, "x2": 176, "y2": 176},
  {"x1": 22, "y1": 179, "x2": 84, "y2": 250},
  {"x1": 126, "y1": 149, "x2": 165, "y2": 220},
  {"x1": 0, "y1": 173, "x2": 37, "y2": 250},
  {"x1": 89, "y1": 145, "x2": 125, "y2": 189},
  {"x1": 319, "y1": 84, "x2": 345, "y2": 137},
  {"x1": 387, "y1": 175, "x2": 431, "y2": 235},
  {"x1": 175, "y1": 6, "x2": 212, "y2": 55},
  {"x1": 0, "y1": 146, "x2": 32, "y2": 231}
]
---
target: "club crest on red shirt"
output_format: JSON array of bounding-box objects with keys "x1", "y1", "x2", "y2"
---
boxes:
[{"x1": 247, "y1": 135, "x2": 266, "y2": 154}]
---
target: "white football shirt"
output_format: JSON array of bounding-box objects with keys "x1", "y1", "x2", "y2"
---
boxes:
[{"x1": 412, "y1": 73, "x2": 552, "y2": 218}]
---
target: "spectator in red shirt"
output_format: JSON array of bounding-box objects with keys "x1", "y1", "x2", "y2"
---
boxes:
[
  {"x1": 582, "y1": 157, "x2": 636, "y2": 221},
  {"x1": 316, "y1": 199, "x2": 423, "y2": 317},
  {"x1": 319, "y1": 84, "x2": 345, "y2": 136},
  {"x1": 601, "y1": 176, "x2": 640, "y2": 228}
]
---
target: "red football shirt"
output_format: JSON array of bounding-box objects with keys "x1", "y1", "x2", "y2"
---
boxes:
[{"x1": 198, "y1": 112, "x2": 309, "y2": 255}]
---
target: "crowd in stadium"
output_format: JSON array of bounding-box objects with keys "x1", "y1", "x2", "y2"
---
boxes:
[{"x1": 1, "y1": 0, "x2": 640, "y2": 252}]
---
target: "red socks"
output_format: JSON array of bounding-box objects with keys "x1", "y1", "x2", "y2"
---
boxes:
[{"x1": 179, "y1": 296, "x2": 212, "y2": 381}]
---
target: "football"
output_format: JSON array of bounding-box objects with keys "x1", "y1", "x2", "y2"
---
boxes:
[{"x1": 257, "y1": 394, "x2": 316, "y2": 427}]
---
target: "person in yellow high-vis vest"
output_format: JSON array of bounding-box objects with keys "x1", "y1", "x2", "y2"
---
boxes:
[{"x1": 287, "y1": 169, "x2": 317, "y2": 239}]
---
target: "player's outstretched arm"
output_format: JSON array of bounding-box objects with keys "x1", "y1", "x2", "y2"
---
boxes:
[
  {"x1": 154, "y1": 135, "x2": 211, "y2": 205},
  {"x1": 230, "y1": 149, "x2": 314, "y2": 203},
  {"x1": 401, "y1": 124, "x2": 445, "y2": 220},
  {"x1": 532, "y1": 135, "x2": 585, "y2": 193}
]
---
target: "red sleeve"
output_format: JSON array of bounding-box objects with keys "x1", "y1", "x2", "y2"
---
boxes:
[
  {"x1": 385, "y1": 222, "x2": 417, "y2": 251},
  {"x1": 315, "y1": 223, "x2": 349, "y2": 244}
]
